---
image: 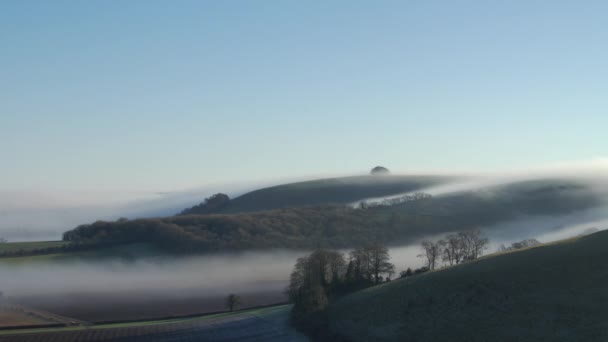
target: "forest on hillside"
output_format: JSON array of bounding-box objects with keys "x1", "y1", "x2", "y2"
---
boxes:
[{"x1": 60, "y1": 180, "x2": 601, "y2": 254}]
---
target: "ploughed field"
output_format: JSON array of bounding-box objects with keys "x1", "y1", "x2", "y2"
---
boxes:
[
  {"x1": 0, "y1": 312, "x2": 48, "y2": 329},
  {"x1": 0, "y1": 305, "x2": 308, "y2": 342},
  {"x1": 11, "y1": 289, "x2": 285, "y2": 323}
]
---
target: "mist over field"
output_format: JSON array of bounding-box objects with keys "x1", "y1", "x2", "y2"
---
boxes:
[
  {"x1": 2, "y1": 163, "x2": 608, "y2": 322},
  {"x1": 3, "y1": 207, "x2": 606, "y2": 313}
]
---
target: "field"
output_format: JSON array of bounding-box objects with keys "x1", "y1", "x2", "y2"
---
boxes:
[
  {"x1": 0, "y1": 312, "x2": 49, "y2": 328},
  {"x1": 324, "y1": 230, "x2": 608, "y2": 341},
  {"x1": 12, "y1": 289, "x2": 286, "y2": 323},
  {"x1": 0, "y1": 305, "x2": 308, "y2": 341},
  {"x1": 0, "y1": 243, "x2": 163, "y2": 265},
  {"x1": 0, "y1": 241, "x2": 68, "y2": 254}
]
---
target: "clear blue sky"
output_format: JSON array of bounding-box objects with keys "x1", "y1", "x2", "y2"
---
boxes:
[{"x1": 2, "y1": 0, "x2": 607, "y2": 192}]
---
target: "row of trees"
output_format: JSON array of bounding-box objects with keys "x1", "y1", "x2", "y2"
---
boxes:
[
  {"x1": 498, "y1": 238, "x2": 540, "y2": 252},
  {"x1": 418, "y1": 229, "x2": 489, "y2": 270},
  {"x1": 357, "y1": 192, "x2": 433, "y2": 210},
  {"x1": 287, "y1": 244, "x2": 395, "y2": 320}
]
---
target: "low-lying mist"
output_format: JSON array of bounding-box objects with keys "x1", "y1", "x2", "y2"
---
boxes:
[
  {"x1": 3, "y1": 163, "x2": 608, "y2": 321},
  {"x1": 3, "y1": 206, "x2": 606, "y2": 298}
]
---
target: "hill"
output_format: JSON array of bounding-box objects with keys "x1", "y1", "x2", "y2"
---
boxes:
[
  {"x1": 180, "y1": 175, "x2": 452, "y2": 215},
  {"x1": 59, "y1": 178, "x2": 602, "y2": 254},
  {"x1": 321, "y1": 230, "x2": 608, "y2": 341}
]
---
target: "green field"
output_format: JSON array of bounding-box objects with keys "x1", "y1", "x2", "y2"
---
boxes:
[
  {"x1": 0, "y1": 242, "x2": 163, "y2": 265},
  {"x1": 324, "y1": 230, "x2": 608, "y2": 341},
  {"x1": 0, "y1": 241, "x2": 68, "y2": 254}
]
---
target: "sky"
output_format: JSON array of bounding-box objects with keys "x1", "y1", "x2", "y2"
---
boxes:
[{"x1": 2, "y1": 0, "x2": 608, "y2": 197}]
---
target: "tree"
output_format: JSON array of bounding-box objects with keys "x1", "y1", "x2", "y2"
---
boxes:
[
  {"x1": 288, "y1": 244, "x2": 393, "y2": 319},
  {"x1": 458, "y1": 229, "x2": 489, "y2": 260},
  {"x1": 0, "y1": 237, "x2": 7, "y2": 243},
  {"x1": 419, "y1": 240, "x2": 444, "y2": 270},
  {"x1": 442, "y1": 234, "x2": 465, "y2": 266},
  {"x1": 499, "y1": 238, "x2": 541, "y2": 252},
  {"x1": 287, "y1": 249, "x2": 346, "y2": 305},
  {"x1": 225, "y1": 293, "x2": 241, "y2": 312},
  {"x1": 370, "y1": 166, "x2": 390, "y2": 175},
  {"x1": 366, "y1": 243, "x2": 395, "y2": 284},
  {"x1": 348, "y1": 244, "x2": 394, "y2": 284},
  {"x1": 180, "y1": 193, "x2": 230, "y2": 215},
  {"x1": 400, "y1": 267, "x2": 413, "y2": 278}
]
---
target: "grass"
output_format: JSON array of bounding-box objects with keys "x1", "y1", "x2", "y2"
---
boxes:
[
  {"x1": 0, "y1": 241, "x2": 68, "y2": 253},
  {"x1": 0, "y1": 243, "x2": 163, "y2": 265},
  {"x1": 0, "y1": 304, "x2": 290, "y2": 335},
  {"x1": 187, "y1": 174, "x2": 452, "y2": 214},
  {"x1": 325, "y1": 230, "x2": 608, "y2": 342}
]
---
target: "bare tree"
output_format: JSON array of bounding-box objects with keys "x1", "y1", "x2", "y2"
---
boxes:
[
  {"x1": 287, "y1": 249, "x2": 346, "y2": 306},
  {"x1": 442, "y1": 234, "x2": 465, "y2": 265},
  {"x1": 348, "y1": 244, "x2": 394, "y2": 284},
  {"x1": 459, "y1": 229, "x2": 488, "y2": 261},
  {"x1": 419, "y1": 240, "x2": 444, "y2": 270},
  {"x1": 225, "y1": 293, "x2": 241, "y2": 312},
  {"x1": 367, "y1": 243, "x2": 395, "y2": 284},
  {"x1": 349, "y1": 247, "x2": 372, "y2": 281}
]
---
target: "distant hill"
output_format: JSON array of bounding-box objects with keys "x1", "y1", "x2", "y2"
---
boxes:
[
  {"x1": 180, "y1": 175, "x2": 452, "y2": 215},
  {"x1": 60, "y1": 178, "x2": 603, "y2": 254},
  {"x1": 322, "y1": 230, "x2": 608, "y2": 341}
]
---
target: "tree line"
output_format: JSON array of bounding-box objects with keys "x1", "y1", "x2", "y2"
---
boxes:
[
  {"x1": 418, "y1": 229, "x2": 489, "y2": 270},
  {"x1": 60, "y1": 181, "x2": 596, "y2": 255},
  {"x1": 288, "y1": 230, "x2": 493, "y2": 337},
  {"x1": 287, "y1": 244, "x2": 395, "y2": 323}
]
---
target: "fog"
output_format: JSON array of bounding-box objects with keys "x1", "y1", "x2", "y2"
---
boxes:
[
  {"x1": 2, "y1": 207, "x2": 606, "y2": 298},
  {"x1": 0, "y1": 174, "x2": 341, "y2": 242},
  {"x1": 2, "y1": 162, "x2": 608, "y2": 320},
  {"x1": 0, "y1": 181, "x2": 270, "y2": 242},
  {"x1": 355, "y1": 163, "x2": 608, "y2": 207},
  {"x1": 3, "y1": 160, "x2": 608, "y2": 242},
  {"x1": 1, "y1": 206, "x2": 606, "y2": 322}
]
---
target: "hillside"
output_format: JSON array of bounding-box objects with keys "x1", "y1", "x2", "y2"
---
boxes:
[
  {"x1": 322, "y1": 230, "x2": 608, "y2": 341},
  {"x1": 180, "y1": 175, "x2": 452, "y2": 215},
  {"x1": 60, "y1": 178, "x2": 602, "y2": 254}
]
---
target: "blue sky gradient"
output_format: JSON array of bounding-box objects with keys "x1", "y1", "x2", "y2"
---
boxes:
[{"x1": 2, "y1": 1, "x2": 608, "y2": 192}]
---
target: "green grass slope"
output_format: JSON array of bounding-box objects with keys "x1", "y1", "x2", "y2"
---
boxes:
[
  {"x1": 324, "y1": 230, "x2": 608, "y2": 342},
  {"x1": 182, "y1": 175, "x2": 452, "y2": 214}
]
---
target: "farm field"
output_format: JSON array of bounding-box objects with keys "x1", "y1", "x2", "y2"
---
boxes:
[
  {"x1": 0, "y1": 312, "x2": 49, "y2": 328},
  {"x1": 0, "y1": 243, "x2": 166, "y2": 265},
  {"x1": 11, "y1": 289, "x2": 286, "y2": 323},
  {"x1": 0, "y1": 242, "x2": 68, "y2": 254},
  {"x1": 0, "y1": 305, "x2": 308, "y2": 342}
]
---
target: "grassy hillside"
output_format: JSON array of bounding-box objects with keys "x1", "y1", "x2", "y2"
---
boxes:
[
  {"x1": 60, "y1": 178, "x2": 602, "y2": 254},
  {"x1": 323, "y1": 230, "x2": 608, "y2": 342},
  {"x1": 181, "y1": 175, "x2": 452, "y2": 215}
]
